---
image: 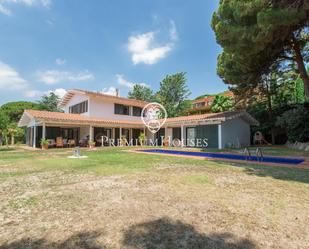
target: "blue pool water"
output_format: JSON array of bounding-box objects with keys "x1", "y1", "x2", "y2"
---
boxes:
[{"x1": 139, "y1": 149, "x2": 304, "y2": 165}]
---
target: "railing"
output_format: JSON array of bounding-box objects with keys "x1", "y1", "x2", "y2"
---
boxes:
[
  {"x1": 243, "y1": 147, "x2": 251, "y2": 160},
  {"x1": 255, "y1": 147, "x2": 263, "y2": 162},
  {"x1": 243, "y1": 147, "x2": 263, "y2": 162}
]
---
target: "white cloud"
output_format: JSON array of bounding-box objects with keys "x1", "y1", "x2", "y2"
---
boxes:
[
  {"x1": 37, "y1": 70, "x2": 94, "y2": 84},
  {"x1": 0, "y1": 61, "x2": 28, "y2": 90},
  {"x1": 127, "y1": 20, "x2": 178, "y2": 65},
  {"x1": 55, "y1": 58, "x2": 66, "y2": 65},
  {"x1": 101, "y1": 86, "x2": 117, "y2": 96},
  {"x1": 48, "y1": 88, "x2": 67, "y2": 98},
  {"x1": 24, "y1": 88, "x2": 67, "y2": 98},
  {"x1": 169, "y1": 20, "x2": 178, "y2": 41},
  {"x1": 116, "y1": 74, "x2": 148, "y2": 89},
  {"x1": 0, "y1": 0, "x2": 51, "y2": 15}
]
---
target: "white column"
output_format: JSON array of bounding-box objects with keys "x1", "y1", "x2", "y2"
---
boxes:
[
  {"x1": 181, "y1": 124, "x2": 184, "y2": 147},
  {"x1": 89, "y1": 126, "x2": 94, "y2": 142},
  {"x1": 42, "y1": 122, "x2": 46, "y2": 140},
  {"x1": 218, "y1": 124, "x2": 222, "y2": 149},
  {"x1": 112, "y1": 128, "x2": 115, "y2": 140},
  {"x1": 33, "y1": 125, "x2": 36, "y2": 148}
]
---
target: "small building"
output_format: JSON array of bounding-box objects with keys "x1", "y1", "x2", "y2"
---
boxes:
[{"x1": 18, "y1": 89, "x2": 258, "y2": 149}]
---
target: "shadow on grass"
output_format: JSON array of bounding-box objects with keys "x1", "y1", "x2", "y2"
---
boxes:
[
  {"x1": 215, "y1": 160, "x2": 309, "y2": 184},
  {"x1": 1, "y1": 219, "x2": 257, "y2": 249},
  {"x1": 123, "y1": 218, "x2": 256, "y2": 249},
  {"x1": 0, "y1": 231, "x2": 106, "y2": 249},
  {"x1": 0, "y1": 147, "x2": 15, "y2": 152}
]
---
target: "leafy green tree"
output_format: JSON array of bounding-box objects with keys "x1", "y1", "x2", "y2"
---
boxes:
[
  {"x1": 295, "y1": 76, "x2": 305, "y2": 103},
  {"x1": 0, "y1": 112, "x2": 9, "y2": 146},
  {"x1": 212, "y1": 0, "x2": 309, "y2": 99},
  {"x1": 0, "y1": 101, "x2": 42, "y2": 123},
  {"x1": 211, "y1": 95, "x2": 233, "y2": 113},
  {"x1": 157, "y1": 72, "x2": 191, "y2": 117},
  {"x1": 276, "y1": 105, "x2": 309, "y2": 142},
  {"x1": 128, "y1": 84, "x2": 155, "y2": 102},
  {"x1": 39, "y1": 92, "x2": 62, "y2": 112}
]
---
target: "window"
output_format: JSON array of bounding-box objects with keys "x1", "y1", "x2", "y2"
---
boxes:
[
  {"x1": 114, "y1": 104, "x2": 129, "y2": 115},
  {"x1": 69, "y1": 100, "x2": 88, "y2": 114},
  {"x1": 194, "y1": 102, "x2": 205, "y2": 108},
  {"x1": 132, "y1": 106, "x2": 142, "y2": 116}
]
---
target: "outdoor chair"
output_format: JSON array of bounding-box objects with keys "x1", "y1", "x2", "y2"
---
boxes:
[
  {"x1": 56, "y1": 137, "x2": 64, "y2": 148},
  {"x1": 68, "y1": 139, "x2": 76, "y2": 148},
  {"x1": 48, "y1": 139, "x2": 56, "y2": 148},
  {"x1": 63, "y1": 139, "x2": 68, "y2": 147}
]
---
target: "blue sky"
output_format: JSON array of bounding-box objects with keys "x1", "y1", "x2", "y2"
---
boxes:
[{"x1": 0, "y1": 0, "x2": 227, "y2": 104}]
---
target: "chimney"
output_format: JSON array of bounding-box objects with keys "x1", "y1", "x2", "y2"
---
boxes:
[{"x1": 116, "y1": 88, "x2": 119, "y2": 97}]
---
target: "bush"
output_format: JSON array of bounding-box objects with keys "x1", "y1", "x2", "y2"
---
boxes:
[{"x1": 276, "y1": 105, "x2": 309, "y2": 142}]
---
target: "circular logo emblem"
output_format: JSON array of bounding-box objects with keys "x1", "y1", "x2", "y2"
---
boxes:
[{"x1": 141, "y1": 102, "x2": 167, "y2": 134}]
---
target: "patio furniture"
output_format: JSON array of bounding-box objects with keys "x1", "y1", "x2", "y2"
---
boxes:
[
  {"x1": 48, "y1": 139, "x2": 56, "y2": 148},
  {"x1": 79, "y1": 139, "x2": 88, "y2": 147},
  {"x1": 56, "y1": 137, "x2": 64, "y2": 148},
  {"x1": 63, "y1": 139, "x2": 68, "y2": 147},
  {"x1": 68, "y1": 139, "x2": 76, "y2": 148}
]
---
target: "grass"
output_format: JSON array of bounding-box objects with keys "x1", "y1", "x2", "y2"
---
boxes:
[{"x1": 0, "y1": 146, "x2": 308, "y2": 249}]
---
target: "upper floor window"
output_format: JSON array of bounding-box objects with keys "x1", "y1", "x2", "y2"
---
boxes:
[
  {"x1": 194, "y1": 102, "x2": 205, "y2": 108},
  {"x1": 132, "y1": 106, "x2": 142, "y2": 116},
  {"x1": 69, "y1": 100, "x2": 88, "y2": 114},
  {"x1": 114, "y1": 104, "x2": 129, "y2": 115}
]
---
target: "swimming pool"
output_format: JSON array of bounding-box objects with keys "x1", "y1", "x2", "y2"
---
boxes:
[{"x1": 139, "y1": 149, "x2": 304, "y2": 165}]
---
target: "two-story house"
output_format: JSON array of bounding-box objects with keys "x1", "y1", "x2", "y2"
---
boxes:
[
  {"x1": 18, "y1": 89, "x2": 258, "y2": 149},
  {"x1": 192, "y1": 91, "x2": 234, "y2": 109}
]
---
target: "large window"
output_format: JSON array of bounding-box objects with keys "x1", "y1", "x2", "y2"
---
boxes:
[
  {"x1": 132, "y1": 106, "x2": 142, "y2": 116},
  {"x1": 69, "y1": 100, "x2": 88, "y2": 114},
  {"x1": 114, "y1": 104, "x2": 129, "y2": 115}
]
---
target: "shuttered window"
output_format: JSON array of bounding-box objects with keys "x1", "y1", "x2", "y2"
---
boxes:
[
  {"x1": 114, "y1": 104, "x2": 129, "y2": 115},
  {"x1": 69, "y1": 100, "x2": 88, "y2": 114}
]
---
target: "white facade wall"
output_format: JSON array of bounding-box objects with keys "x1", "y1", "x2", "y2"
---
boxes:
[
  {"x1": 88, "y1": 98, "x2": 142, "y2": 121},
  {"x1": 63, "y1": 94, "x2": 142, "y2": 121},
  {"x1": 221, "y1": 118, "x2": 251, "y2": 148}
]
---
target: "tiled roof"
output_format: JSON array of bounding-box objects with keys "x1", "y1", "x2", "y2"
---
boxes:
[
  {"x1": 165, "y1": 111, "x2": 258, "y2": 125},
  {"x1": 59, "y1": 89, "x2": 148, "y2": 108},
  {"x1": 19, "y1": 110, "x2": 143, "y2": 126},
  {"x1": 18, "y1": 109, "x2": 259, "y2": 127},
  {"x1": 193, "y1": 91, "x2": 234, "y2": 104}
]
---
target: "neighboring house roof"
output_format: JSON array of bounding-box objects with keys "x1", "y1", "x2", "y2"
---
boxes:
[
  {"x1": 192, "y1": 91, "x2": 234, "y2": 104},
  {"x1": 18, "y1": 110, "x2": 259, "y2": 127},
  {"x1": 59, "y1": 89, "x2": 148, "y2": 108}
]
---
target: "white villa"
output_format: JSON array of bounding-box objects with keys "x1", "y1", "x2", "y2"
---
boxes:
[{"x1": 18, "y1": 89, "x2": 258, "y2": 149}]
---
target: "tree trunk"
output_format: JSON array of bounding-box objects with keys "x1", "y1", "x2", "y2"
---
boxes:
[
  {"x1": 293, "y1": 37, "x2": 309, "y2": 100},
  {"x1": 265, "y1": 81, "x2": 275, "y2": 145},
  {"x1": 11, "y1": 135, "x2": 14, "y2": 145}
]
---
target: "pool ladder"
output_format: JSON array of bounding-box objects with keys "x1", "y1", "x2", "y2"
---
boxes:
[{"x1": 243, "y1": 147, "x2": 263, "y2": 162}]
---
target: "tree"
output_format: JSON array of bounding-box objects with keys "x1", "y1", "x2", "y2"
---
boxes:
[
  {"x1": 212, "y1": 0, "x2": 309, "y2": 99},
  {"x1": 0, "y1": 101, "x2": 42, "y2": 123},
  {"x1": 0, "y1": 112, "x2": 9, "y2": 146},
  {"x1": 38, "y1": 92, "x2": 62, "y2": 112},
  {"x1": 276, "y1": 105, "x2": 309, "y2": 142},
  {"x1": 211, "y1": 95, "x2": 233, "y2": 113},
  {"x1": 157, "y1": 73, "x2": 191, "y2": 117},
  {"x1": 128, "y1": 84, "x2": 155, "y2": 102}
]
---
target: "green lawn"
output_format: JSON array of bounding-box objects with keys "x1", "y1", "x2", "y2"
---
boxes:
[{"x1": 0, "y1": 146, "x2": 308, "y2": 249}]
